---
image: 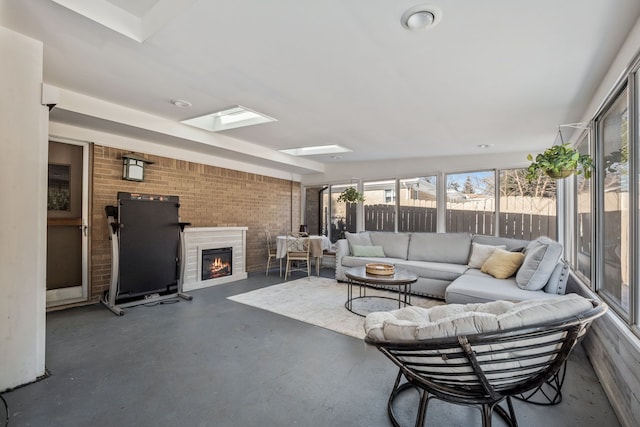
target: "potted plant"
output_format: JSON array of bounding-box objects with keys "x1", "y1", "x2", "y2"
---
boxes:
[
  {"x1": 337, "y1": 186, "x2": 365, "y2": 203},
  {"x1": 526, "y1": 143, "x2": 594, "y2": 181}
]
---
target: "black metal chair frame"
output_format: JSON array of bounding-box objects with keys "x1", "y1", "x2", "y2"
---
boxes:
[{"x1": 365, "y1": 300, "x2": 606, "y2": 427}]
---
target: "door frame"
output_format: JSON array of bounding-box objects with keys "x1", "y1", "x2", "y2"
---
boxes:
[{"x1": 46, "y1": 137, "x2": 90, "y2": 307}]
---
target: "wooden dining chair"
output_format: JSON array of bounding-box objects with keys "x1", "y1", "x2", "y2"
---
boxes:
[
  {"x1": 265, "y1": 230, "x2": 282, "y2": 277},
  {"x1": 285, "y1": 232, "x2": 311, "y2": 280},
  {"x1": 318, "y1": 245, "x2": 337, "y2": 276}
]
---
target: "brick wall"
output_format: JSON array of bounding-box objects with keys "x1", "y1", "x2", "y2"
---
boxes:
[{"x1": 91, "y1": 145, "x2": 300, "y2": 301}]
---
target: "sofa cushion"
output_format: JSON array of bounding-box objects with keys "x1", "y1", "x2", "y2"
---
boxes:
[
  {"x1": 467, "y1": 242, "x2": 507, "y2": 268},
  {"x1": 345, "y1": 231, "x2": 372, "y2": 254},
  {"x1": 408, "y1": 232, "x2": 471, "y2": 264},
  {"x1": 463, "y1": 268, "x2": 492, "y2": 278},
  {"x1": 472, "y1": 235, "x2": 530, "y2": 252},
  {"x1": 369, "y1": 232, "x2": 410, "y2": 259},
  {"x1": 516, "y1": 237, "x2": 563, "y2": 290},
  {"x1": 352, "y1": 245, "x2": 385, "y2": 257},
  {"x1": 395, "y1": 260, "x2": 468, "y2": 282},
  {"x1": 445, "y1": 273, "x2": 563, "y2": 304},
  {"x1": 481, "y1": 249, "x2": 525, "y2": 279}
]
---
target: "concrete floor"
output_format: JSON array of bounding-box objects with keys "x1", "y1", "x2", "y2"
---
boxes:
[{"x1": 3, "y1": 271, "x2": 621, "y2": 427}]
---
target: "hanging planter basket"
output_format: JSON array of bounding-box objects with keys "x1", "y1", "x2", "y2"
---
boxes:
[
  {"x1": 526, "y1": 140, "x2": 594, "y2": 182},
  {"x1": 545, "y1": 169, "x2": 576, "y2": 179}
]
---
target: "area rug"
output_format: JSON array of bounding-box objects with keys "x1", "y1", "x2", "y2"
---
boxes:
[{"x1": 227, "y1": 277, "x2": 443, "y2": 339}]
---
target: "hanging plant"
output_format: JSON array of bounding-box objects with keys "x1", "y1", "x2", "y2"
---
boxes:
[
  {"x1": 526, "y1": 143, "x2": 594, "y2": 182},
  {"x1": 337, "y1": 186, "x2": 365, "y2": 203}
]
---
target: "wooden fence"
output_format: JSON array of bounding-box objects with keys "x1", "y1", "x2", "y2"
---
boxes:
[{"x1": 362, "y1": 204, "x2": 556, "y2": 240}]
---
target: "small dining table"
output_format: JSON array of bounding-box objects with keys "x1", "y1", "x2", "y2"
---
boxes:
[
  {"x1": 276, "y1": 235, "x2": 332, "y2": 275},
  {"x1": 276, "y1": 235, "x2": 332, "y2": 259}
]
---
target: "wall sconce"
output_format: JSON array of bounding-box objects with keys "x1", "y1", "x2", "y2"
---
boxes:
[{"x1": 121, "y1": 154, "x2": 153, "y2": 182}]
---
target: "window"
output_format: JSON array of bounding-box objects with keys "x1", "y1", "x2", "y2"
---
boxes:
[
  {"x1": 562, "y1": 57, "x2": 640, "y2": 331},
  {"x1": 399, "y1": 177, "x2": 437, "y2": 232},
  {"x1": 499, "y1": 168, "x2": 556, "y2": 240},
  {"x1": 446, "y1": 171, "x2": 495, "y2": 235},
  {"x1": 574, "y1": 132, "x2": 592, "y2": 281},
  {"x1": 363, "y1": 180, "x2": 396, "y2": 231},
  {"x1": 320, "y1": 187, "x2": 329, "y2": 238},
  {"x1": 328, "y1": 184, "x2": 356, "y2": 242},
  {"x1": 384, "y1": 189, "x2": 396, "y2": 203},
  {"x1": 597, "y1": 86, "x2": 630, "y2": 315}
]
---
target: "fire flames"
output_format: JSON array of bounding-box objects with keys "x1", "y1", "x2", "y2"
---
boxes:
[{"x1": 209, "y1": 257, "x2": 231, "y2": 278}]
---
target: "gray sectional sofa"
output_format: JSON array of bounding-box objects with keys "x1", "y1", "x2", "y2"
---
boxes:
[{"x1": 335, "y1": 231, "x2": 569, "y2": 304}]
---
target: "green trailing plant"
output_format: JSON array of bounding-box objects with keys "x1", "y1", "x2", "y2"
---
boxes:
[
  {"x1": 336, "y1": 186, "x2": 365, "y2": 203},
  {"x1": 526, "y1": 143, "x2": 594, "y2": 182}
]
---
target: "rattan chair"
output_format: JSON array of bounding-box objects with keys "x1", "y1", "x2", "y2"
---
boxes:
[
  {"x1": 365, "y1": 298, "x2": 607, "y2": 427},
  {"x1": 265, "y1": 230, "x2": 282, "y2": 277},
  {"x1": 284, "y1": 232, "x2": 311, "y2": 280}
]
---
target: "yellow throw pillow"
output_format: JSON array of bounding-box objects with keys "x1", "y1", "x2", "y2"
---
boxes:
[{"x1": 481, "y1": 249, "x2": 525, "y2": 279}]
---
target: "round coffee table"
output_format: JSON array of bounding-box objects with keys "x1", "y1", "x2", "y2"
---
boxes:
[{"x1": 345, "y1": 266, "x2": 418, "y2": 317}]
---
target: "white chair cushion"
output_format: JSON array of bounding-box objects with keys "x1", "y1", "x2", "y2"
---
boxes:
[{"x1": 364, "y1": 293, "x2": 592, "y2": 342}]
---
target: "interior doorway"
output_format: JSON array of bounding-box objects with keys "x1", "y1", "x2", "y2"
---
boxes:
[{"x1": 46, "y1": 139, "x2": 89, "y2": 307}]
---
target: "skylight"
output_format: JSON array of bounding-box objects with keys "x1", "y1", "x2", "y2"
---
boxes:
[
  {"x1": 181, "y1": 106, "x2": 277, "y2": 132},
  {"x1": 278, "y1": 145, "x2": 352, "y2": 156},
  {"x1": 50, "y1": 0, "x2": 194, "y2": 42}
]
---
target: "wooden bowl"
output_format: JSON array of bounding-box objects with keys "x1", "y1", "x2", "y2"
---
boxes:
[{"x1": 366, "y1": 263, "x2": 395, "y2": 276}]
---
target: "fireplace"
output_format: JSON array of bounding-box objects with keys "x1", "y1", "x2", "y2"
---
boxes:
[
  {"x1": 201, "y1": 247, "x2": 232, "y2": 280},
  {"x1": 184, "y1": 227, "x2": 247, "y2": 291}
]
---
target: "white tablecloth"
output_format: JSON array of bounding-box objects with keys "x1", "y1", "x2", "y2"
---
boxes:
[{"x1": 276, "y1": 235, "x2": 331, "y2": 259}]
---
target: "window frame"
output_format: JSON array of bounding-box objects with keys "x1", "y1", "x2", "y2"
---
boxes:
[
  {"x1": 594, "y1": 83, "x2": 632, "y2": 320},
  {"x1": 571, "y1": 128, "x2": 595, "y2": 285}
]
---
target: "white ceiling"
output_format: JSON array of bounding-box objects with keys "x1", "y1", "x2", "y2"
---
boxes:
[{"x1": 2, "y1": 0, "x2": 640, "y2": 176}]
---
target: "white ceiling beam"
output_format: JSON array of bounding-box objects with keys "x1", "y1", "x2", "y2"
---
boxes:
[
  {"x1": 51, "y1": 0, "x2": 143, "y2": 42},
  {"x1": 49, "y1": 121, "x2": 304, "y2": 182},
  {"x1": 52, "y1": 86, "x2": 325, "y2": 173}
]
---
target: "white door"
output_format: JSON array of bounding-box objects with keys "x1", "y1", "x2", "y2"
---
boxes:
[{"x1": 46, "y1": 139, "x2": 89, "y2": 307}]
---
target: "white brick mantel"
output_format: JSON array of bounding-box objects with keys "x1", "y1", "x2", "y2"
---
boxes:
[{"x1": 182, "y1": 227, "x2": 248, "y2": 291}]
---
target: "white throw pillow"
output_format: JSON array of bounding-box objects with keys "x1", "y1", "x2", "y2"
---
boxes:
[{"x1": 467, "y1": 242, "x2": 506, "y2": 269}]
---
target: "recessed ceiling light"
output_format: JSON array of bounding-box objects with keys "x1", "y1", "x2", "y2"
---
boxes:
[
  {"x1": 181, "y1": 105, "x2": 276, "y2": 132},
  {"x1": 477, "y1": 144, "x2": 492, "y2": 149},
  {"x1": 171, "y1": 99, "x2": 192, "y2": 108},
  {"x1": 401, "y1": 5, "x2": 442, "y2": 30},
  {"x1": 279, "y1": 145, "x2": 352, "y2": 157}
]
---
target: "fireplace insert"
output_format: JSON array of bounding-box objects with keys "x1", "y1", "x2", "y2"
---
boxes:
[{"x1": 201, "y1": 247, "x2": 232, "y2": 280}]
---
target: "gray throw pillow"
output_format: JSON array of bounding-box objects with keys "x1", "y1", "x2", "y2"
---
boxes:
[
  {"x1": 516, "y1": 237, "x2": 563, "y2": 290},
  {"x1": 345, "y1": 231, "x2": 372, "y2": 255},
  {"x1": 544, "y1": 261, "x2": 569, "y2": 295}
]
